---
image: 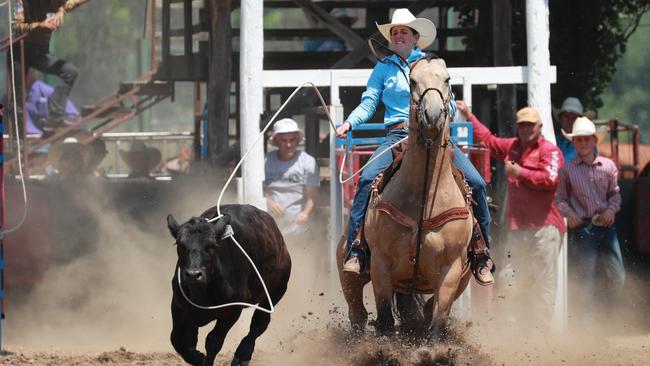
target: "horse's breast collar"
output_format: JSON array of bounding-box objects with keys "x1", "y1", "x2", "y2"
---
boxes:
[
  {"x1": 374, "y1": 199, "x2": 469, "y2": 232},
  {"x1": 373, "y1": 197, "x2": 470, "y2": 294},
  {"x1": 368, "y1": 163, "x2": 472, "y2": 294}
]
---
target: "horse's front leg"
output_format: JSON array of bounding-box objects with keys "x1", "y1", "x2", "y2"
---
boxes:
[
  {"x1": 370, "y1": 255, "x2": 395, "y2": 335},
  {"x1": 341, "y1": 272, "x2": 370, "y2": 332},
  {"x1": 427, "y1": 258, "x2": 463, "y2": 342},
  {"x1": 203, "y1": 309, "x2": 243, "y2": 366},
  {"x1": 338, "y1": 235, "x2": 370, "y2": 332}
]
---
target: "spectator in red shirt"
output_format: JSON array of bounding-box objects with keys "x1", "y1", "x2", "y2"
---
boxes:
[
  {"x1": 555, "y1": 116, "x2": 624, "y2": 332},
  {"x1": 457, "y1": 101, "x2": 566, "y2": 332}
]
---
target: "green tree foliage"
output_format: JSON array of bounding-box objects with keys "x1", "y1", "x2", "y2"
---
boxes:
[
  {"x1": 52, "y1": 0, "x2": 147, "y2": 106},
  {"x1": 547, "y1": 0, "x2": 650, "y2": 109},
  {"x1": 599, "y1": 13, "x2": 650, "y2": 143}
]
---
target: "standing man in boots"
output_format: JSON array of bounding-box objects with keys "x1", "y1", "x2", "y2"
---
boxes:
[
  {"x1": 555, "y1": 116, "x2": 625, "y2": 333},
  {"x1": 459, "y1": 102, "x2": 566, "y2": 332}
]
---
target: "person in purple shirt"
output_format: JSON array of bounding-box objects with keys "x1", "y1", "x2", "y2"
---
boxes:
[
  {"x1": 25, "y1": 70, "x2": 79, "y2": 136},
  {"x1": 555, "y1": 116, "x2": 625, "y2": 333}
]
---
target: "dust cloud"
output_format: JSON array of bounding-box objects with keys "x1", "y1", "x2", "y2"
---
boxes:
[{"x1": 2, "y1": 178, "x2": 650, "y2": 366}]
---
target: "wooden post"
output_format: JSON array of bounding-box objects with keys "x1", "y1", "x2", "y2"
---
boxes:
[{"x1": 207, "y1": 0, "x2": 232, "y2": 163}]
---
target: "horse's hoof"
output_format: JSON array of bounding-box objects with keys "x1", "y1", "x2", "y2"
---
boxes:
[
  {"x1": 231, "y1": 356, "x2": 250, "y2": 366},
  {"x1": 427, "y1": 327, "x2": 447, "y2": 343}
]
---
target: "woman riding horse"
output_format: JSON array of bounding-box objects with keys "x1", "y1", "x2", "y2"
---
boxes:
[{"x1": 335, "y1": 9, "x2": 494, "y2": 285}]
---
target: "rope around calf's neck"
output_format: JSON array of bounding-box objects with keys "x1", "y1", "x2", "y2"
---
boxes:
[{"x1": 176, "y1": 226, "x2": 275, "y2": 314}]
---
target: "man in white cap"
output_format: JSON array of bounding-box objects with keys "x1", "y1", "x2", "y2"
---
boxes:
[
  {"x1": 555, "y1": 116, "x2": 625, "y2": 332},
  {"x1": 556, "y1": 97, "x2": 584, "y2": 162},
  {"x1": 265, "y1": 118, "x2": 320, "y2": 237}
]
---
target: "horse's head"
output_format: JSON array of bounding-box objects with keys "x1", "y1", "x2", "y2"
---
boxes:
[
  {"x1": 409, "y1": 58, "x2": 452, "y2": 141},
  {"x1": 167, "y1": 214, "x2": 232, "y2": 287}
]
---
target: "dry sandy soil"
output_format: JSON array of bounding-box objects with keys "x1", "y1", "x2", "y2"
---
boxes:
[{"x1": 1, "y1": 185, "x2": 648, "y2": 366}]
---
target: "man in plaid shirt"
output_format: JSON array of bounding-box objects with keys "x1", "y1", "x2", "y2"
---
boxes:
[
  {"x1": 12, "y1": 0, "x2": 87, "y2": 134},
  {"x1": 555, "y1": 116, "x2": 625, "y2": 331}
]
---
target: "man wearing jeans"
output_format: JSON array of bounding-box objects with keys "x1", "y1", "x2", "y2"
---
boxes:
[
  {"x1": 12, "y1": 0, "x2": 87, "y2": 133},
  {"x1": 555, "y1": 116, "x2": 625, "y2": 331},
  {"x1": 464, "y1": 105, "x2": 566, "y2": 332}
]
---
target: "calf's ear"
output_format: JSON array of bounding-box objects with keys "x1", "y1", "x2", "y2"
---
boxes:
[
  {"x1": 214, "y1": 214, "x2": 231, "y2": 236},
  {"x1": 167, "y1": 214, "x2": 179, "y2": 238}
]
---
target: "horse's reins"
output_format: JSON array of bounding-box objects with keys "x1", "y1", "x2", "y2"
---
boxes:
[{"x1": 407, "y1": 61, "x2": 452, "y2": 292}]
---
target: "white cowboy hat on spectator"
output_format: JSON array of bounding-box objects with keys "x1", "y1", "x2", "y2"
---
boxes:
[
  {"x1": 562, "y1": 116, "x2": 597, "y2": 140},
  {"x1": 270, "y1": 118, "x2": 304, "y2": 145},
  {"x1": 376, "y1": 8, "x2": 437, "y2": 49},
  {"x1": 559, "y1": 97, "x2": 584, "y2": 116}
]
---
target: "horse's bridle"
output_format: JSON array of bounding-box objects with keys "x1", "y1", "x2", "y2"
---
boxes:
[
  {"x1": 406, "y1": 59, "x2": 454, "y2": 293},
  {"x1": 408, "y1": 59, "x2": 453, "y2": 147}
]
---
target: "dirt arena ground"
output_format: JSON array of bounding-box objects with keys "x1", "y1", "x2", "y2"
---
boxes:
[{"x1": 1, "y1": 181, "x2": 649, "y2": 366}]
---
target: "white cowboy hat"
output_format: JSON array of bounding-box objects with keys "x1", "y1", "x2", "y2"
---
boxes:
[
  {"x1": 376, "y1": 8, "x2": 437, "y2": 49},
  {"x1": 270, "y1": 118, "x2": 304, "y2": 145},
  {"x1": 559, "y1": 97, "x2": 584, "y2": 116},
  {"x1": 562, "y1": 116, "x2": 597, "y2": 140}
]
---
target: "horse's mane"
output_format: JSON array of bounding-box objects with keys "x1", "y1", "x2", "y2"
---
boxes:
[{"x1": 422, "y1": 51, "x2": 440, "y2": 60}]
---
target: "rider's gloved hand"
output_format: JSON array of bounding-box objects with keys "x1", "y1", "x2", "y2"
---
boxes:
[{"x1": 336, "y1": 121, "x2": 351, "y2": 138}]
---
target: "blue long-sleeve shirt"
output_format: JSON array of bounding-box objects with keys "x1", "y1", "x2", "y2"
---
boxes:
[
  {"x1": 346, "y1": 48, "x2": 426, "y2": 129},
  {"x1": 556, "y1": 134, "x2": 576, "y2": 162}
]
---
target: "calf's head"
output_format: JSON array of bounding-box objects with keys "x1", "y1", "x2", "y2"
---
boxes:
[{"x1": 167, "y1": 214, "x2": 232, "y2": 286}]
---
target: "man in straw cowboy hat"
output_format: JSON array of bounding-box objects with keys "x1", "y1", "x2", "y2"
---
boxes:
[
  {"x1": 335, "y1": 9, "x2": 495, "y2": 286},
  {"x1": 265, "y1": 118, "x2": 320, "y2": 237},
  {"x1": 555, "y1": 96, "x2": 585, "y2": 162},
  {"x1": 555, "y1": 116, "x2": 625, "y2": 332},
  {"x1": 458, "y1": 101, "x2": 567, "y2": 331}
]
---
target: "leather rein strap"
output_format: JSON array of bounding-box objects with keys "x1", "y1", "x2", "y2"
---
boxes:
[{"x1": 408, "y1": 60, "x2": 453, "y2": 293}]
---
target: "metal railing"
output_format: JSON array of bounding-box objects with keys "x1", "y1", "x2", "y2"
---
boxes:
[
  {"x1": 1, "y1": 0, "x2": 167, "y2": 175},
  {"x1": 594, "y1": 119, "x2": 641, "y2": 178}
]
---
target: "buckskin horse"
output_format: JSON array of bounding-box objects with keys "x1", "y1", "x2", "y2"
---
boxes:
[
  {"x1": 167, "y1": 204, "x2": 291, "y2": 366},
  {"x1": 337, "y1": 58, "x2": 473, "y2": 340}
]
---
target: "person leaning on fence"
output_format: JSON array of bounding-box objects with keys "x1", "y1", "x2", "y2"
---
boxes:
[
  {"x1": 12, "y1": 0, "x2": 87, "y2": 135},
  {"x1": 555, "y1": 97, "x2": 584, "y2": 162},
  {"x1": 335, "y1": 9, "x2": 494, "y2": 285},
  {"x1": 555, "y1": 116, "x2": 625, "y2": 331},
  {"x1": 461, "y1": 103, "x2": 566, "y2": 331},
  {"x1": 264, "y1": 118, "x2": 320, "y2": 238}
]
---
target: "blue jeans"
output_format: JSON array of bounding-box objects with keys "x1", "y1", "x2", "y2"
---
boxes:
[
  {"x1": 452, "y1": 145, "x2": 491, "y2": 248},
  {"x1": 346, "y1": 131, "x2": 491, "y2": 253},
  {"x1": 569, "y1": 223, "x2": 625, "y2": 324},
  {"x1": 347, "y1": 128, "x2": 408, "y2": 251}
]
